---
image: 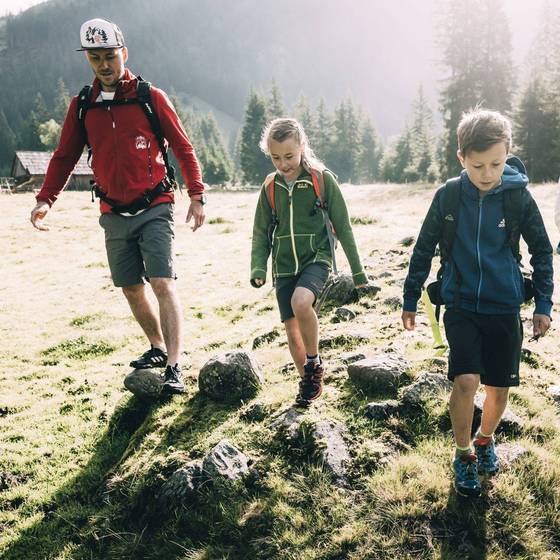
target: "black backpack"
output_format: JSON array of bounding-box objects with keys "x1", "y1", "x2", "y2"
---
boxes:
[
  {"x1": 77, "y1": 77, "x2": 178, "y2": 214},
  {"x1": 427, "y1": 177, "x2": 534, "y2": 319}
]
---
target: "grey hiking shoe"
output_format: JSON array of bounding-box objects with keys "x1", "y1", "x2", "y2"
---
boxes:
[
  {"x1": 130, "y1": 346, "x2": 167, "y2": 369},
  {"x1": 162, "y1": 364, "x2": 185, "y2": 395},
  {"x1": 453, "y1": 453, "x2": 481, "y2": 497}
]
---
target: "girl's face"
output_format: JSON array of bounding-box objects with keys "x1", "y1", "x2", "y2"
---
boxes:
[{"x1": 269, "y1": 137, "x2": 304, "y2": 182}]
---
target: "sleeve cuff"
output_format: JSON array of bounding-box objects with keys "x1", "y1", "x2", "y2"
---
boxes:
[
  {"x1": 403, "y1": 299, "x2": 418, "y2": 313},
  {"x1": 534, "y1": 300, "x2": 552, "y2": 317},
  {"x1": 352, "y1": 271, "x2": 368, "y2": 286}
]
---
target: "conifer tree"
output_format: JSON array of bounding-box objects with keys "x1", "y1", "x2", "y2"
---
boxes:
[
  {"x1": 293, "y1": 94, "x2": 318, "y2": 149},
  {"x1": 408, "y1": 85, "x2": 437, "y2": 182},
  {"x1": 0, "y1": 109, "x2": 17, "y2": 173},
  {"x1": 438, "y1": 0, "x2": 513, "y2": 178},
  {"x1": 329, "y1": 98, "x2": 361, "y2": 182},
  {"x1": 240, "y1": 89, "x2": 270, "y2": 184},
  {"x1": 54, "y1": 77, "x2": 71, "y2": 123},
  {"x1": 356, "y1": 117, "x2": 382, "y2": 183},
  {"x1": 380, "y1": 125, "x2": 413, "y2": 183},
  {"x1": 314, "y1": 98, "x2": 333, "y2": 165},
  {"x1": 267, "y1": 79, "x2": 285, "y2": 120}
]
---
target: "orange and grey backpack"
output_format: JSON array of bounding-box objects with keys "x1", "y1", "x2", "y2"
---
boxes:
[{"x1": 263, "y1": 168, "x2": 338, "y2": 274}]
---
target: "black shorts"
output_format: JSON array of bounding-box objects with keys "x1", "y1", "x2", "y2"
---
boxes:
[
  {"x1": 443, "y1": 308, "x2": 523, "y2": 387},
  {"x1": 275, "y1": 263, "x2": 330, "y2": 322}
]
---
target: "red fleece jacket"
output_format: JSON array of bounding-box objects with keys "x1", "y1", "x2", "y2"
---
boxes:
[{"x1": 36, "y1": 69, "x2": 204, "y2": 213}]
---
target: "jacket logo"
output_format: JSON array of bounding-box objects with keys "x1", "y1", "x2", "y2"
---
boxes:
[
  {"x1": 444, "y1": 214, "x2": 454, "y2": 222},
  {"x1": 297, "y1": 184, "x2": 309, "y2": 189},
  {"x1": 498, "y1": 218, "x2": 506, "y2": 228},
  {"x1": 135, "y1": 136, "x2": 148, "y2": 150},
  {"x1": 85, "y1": 27, "x2": 109, "y2": 45}
]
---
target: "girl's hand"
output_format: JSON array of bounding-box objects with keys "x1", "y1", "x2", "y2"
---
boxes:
[{"x1": 253, "y1": 278, "x2": 265, "y2": 287}]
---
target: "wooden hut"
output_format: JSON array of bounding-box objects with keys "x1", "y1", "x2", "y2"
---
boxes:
[{"x1": 11, "y1": 151, "x2": 93, "y2": 191}]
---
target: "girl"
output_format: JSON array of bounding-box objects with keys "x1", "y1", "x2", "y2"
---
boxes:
[{"x1": 250, "y1": 118, "x2": 367, "y2": 407}]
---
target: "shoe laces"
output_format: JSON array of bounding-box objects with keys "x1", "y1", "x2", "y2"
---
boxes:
[
  {"x1": 164, "y1": 365, "x2": 180, "y2": 382},
  {"x1": 458, "y1": 454, "x2": 478, "y2": 480}
]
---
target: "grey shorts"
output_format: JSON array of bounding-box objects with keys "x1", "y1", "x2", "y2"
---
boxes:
[
  {"x1": 275, "y1": 263, "x2": 330, "y2": 322},
  {"x1": 99, "y1": 202, "x2": 176, "y2": 287}
]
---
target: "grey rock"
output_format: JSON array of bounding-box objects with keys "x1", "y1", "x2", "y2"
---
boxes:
[
  {"x1": 159, "y1": 460, "x2": 203, "y2": 506},
  {"x1": 269, "y1": 406, "x2": 306, "y2": 441},
  {"x1": 400, "y1": 372, "x2": 453, "y2": 407},
  {"x1": 198, "y1": 351, "x2": 264, "y2": 402},
  {"x1": 332, "y1": 307, "x2": 357, "y2": 323},
  {"x1": 202, "y1": 439, "x2": 250, "y2": 481},
  {"x1": 320, "y1": 330, "x2": 371, "y2": 350},
  {"x1": 365, "y1": 400, "x2": 400, "y2": 420},
  {"x1": 495, "y1": 443, "x2": 529, "y2": 468},
  {"x1": 312, "y1": 420, "x2": 350, "y2": 485},
  {"x1": 548, "y1": 385, "x2": 560, "y2": 404},
  {"x1": 473, "y1": 393, "x2": 524, "y2": 434},
  {"x1": 321, "y1": 274, "x2": 357, "y2": 307},
  {"x1": 123, "y1": 368, "x2": 164, "y2": 399},
  {"x1": 348, "y1": 354, "x2": 410, "y2": 391},
  {"x1": 252, "y1": 328, "x2": 280, "y2": 349},
  {"x1": 356, "y1": 283, "x2": 382, "y2": 298},
  {"x1": 278, "y1": 362, "x2": 296, "y2": 376},
  {"x1": 377, "y1": 272, "x2": 393, "y2": 279},
  {"x1": 339, "y1": 351, "x2": 366, "y2": 365}
]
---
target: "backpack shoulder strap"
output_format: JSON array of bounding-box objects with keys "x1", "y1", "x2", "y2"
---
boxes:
[
  {"x1": 310, "y1": 168, "x2": 326, "y2": 207},
  {"x1": 503, "y1": 188, "x2": 524, "y2": 263},
  {"x1": 439, "y1": 176, "x2": 462, "y2": 262},
  {"x1": 263, "y1": 172, "x2": 276, "y2": 212},
  {"x1": 135, "y1": 78, "x2": 177, "y2": 186},
  {"x1": 77, "y1": 85, "x2": 93, "y2": 161}
]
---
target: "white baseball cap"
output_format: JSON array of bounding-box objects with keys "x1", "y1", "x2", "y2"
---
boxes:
[{"x1": 77, "y1": 18, "x2": 125, "y2": 51}]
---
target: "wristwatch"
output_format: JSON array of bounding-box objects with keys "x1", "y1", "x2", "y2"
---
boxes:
[{"x1": 191, "y1": 193, "x2": 207, "y2": 205}]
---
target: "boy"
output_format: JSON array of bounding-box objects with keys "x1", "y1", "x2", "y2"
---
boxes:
[{"x1": 401, "y1": 109, "x2": 553, "y2": 497}]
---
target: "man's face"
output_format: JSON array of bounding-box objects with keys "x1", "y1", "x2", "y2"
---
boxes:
[
  {"x1": 269, "y1": 137, "x2": 304, "y2": 183},
  {"x1": 457, "y1": 142, "x2": 508, "y2": 193},
  {"x1": 85, "y1": 47, "x2": 128, "y2": 91}
]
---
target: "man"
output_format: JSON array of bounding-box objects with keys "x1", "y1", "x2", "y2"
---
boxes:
[{"x1": 30, "y1": 18, "x2": 207, "y2": 395}]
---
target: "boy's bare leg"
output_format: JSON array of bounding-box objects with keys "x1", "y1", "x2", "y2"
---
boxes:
[
  {"x1": 122, "y1": 283, "x2": 166, "y2": 350},
  {"x1": 479, "y1": 385, "x2": 510, "y2": 435},
  {"x1": 449, "y1": 374, "x2": 480, "y2": 448},
  {"x1": 291, "y1": 287, "x2": 319, "y2": 357},
  {"x1": 284, "y1": 318, "x2": 306, "y2": 377}
]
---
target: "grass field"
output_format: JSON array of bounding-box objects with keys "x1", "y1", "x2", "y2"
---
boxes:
[{"x1": 1, "y1": 182, "x2": 559, "y2": 560}]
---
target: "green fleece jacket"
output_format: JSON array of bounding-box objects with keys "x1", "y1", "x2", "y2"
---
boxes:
[{"x1": 250, "y1": 169, "x2": 367, "y2": 286}]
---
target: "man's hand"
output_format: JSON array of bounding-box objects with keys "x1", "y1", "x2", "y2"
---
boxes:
[
  {"x1": 30, "y1": 202, "x2": 50, "y2": 231},
  {"x1": 186, "y1": 200, "x2": 205, "y2": 231},
  {"x1": 402, "y1": 310, "x2": 416, "y2": 331},
  {"x1": 533, "y1": 313, "x2": 551, "y2": 338}
]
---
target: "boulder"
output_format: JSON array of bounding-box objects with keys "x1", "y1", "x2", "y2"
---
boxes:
[
  {"x1": 400, "y1": 372, "x2": 453, "y2": 407},
  {"x1": 123, "y1": 368, "x2": 164, "y2": 399},
  {"x1": 472, "y1": 393, "x2": 524, "y2": 435},
  {"x1": 365, "y1": 399, "x2": 400, "y2": 420},
  {"x1": 312, "y1": 420, "x2": 350, "y2": 486},
  {"x1": 198, "y1": 351, "x2": 263, "y2": 402},
  {"x1": 348, "y1": 354, "x2": 410, "y2": 391},
  {"x1": 339, "y1": 351, "x2": 366, "y2": 365},
  {"x1": 331, "y1": 307, "x2": 357, "y2": 323},
  {"x1": 382, "y1": 296, "x2": 401, "y2": 311},
  {"x1": 495, "y1": 443, "x2": 529, "y2": 468},
  {"x1": 269, "y1": 406, "x2": 307, "y2": 441},
  {"x1": 159, "y1": 460, "x2": 203, "y2": 506},
  {"x1": 321, "y1": 274, "x2": 357, "y2": 308},
  {"x1": 548, "y1": 385, "x2": 560, "y2": 405},
  {"x1": 202, "y1": 439, "x2": 251, "y2": 481}
]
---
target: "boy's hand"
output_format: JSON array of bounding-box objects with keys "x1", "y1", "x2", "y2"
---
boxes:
[
  {"x1": 402, "y1": 310, "x2": 416, "y2": 331},
  {"x1": 532, "y1": 313, "x2": 551, "y2": 338}
]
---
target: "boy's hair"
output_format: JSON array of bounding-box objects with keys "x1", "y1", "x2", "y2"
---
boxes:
[
  {"x1": 259, "y1": 117, "x2": 325, "y2": 172},
  {"x1": 457, "y1": 108, "x2": 512, "y2": 156}
]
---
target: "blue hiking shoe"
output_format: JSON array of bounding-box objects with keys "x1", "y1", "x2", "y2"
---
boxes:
[
  {"x1": 453, "y1": 453, "x2": 481, "y2": 497},
  {"x1": 474, "y1": 437, "x2": 499, "y2": 476}
]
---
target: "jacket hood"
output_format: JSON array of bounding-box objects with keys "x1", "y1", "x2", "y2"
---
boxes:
[{"x1": 461, "y1": 155, "x2": 528, "y2": 198}]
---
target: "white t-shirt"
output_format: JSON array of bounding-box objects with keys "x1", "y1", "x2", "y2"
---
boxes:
[{"x1": 99, "y1": 91, "x2": 115, "y2": 101}]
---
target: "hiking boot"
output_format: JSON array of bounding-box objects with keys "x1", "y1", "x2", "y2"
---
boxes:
[
  {"x1": 162, "y1": 364, "x2": 185, "y2": 395},
  {"x1": 295, "y1": 360, "x2": 325, "y2": 407},
  {"x1": 453, "y1": 453, "x2": 481, "y2": 498},
  {"x1": 474, "y1": 437, "x2": 499, "y2": 476},
  {"x1": 130, "y1": 346, "x2": 167, "y2": 369}
]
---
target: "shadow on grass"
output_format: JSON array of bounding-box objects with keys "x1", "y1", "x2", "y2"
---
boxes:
[{"x1": 436, "y1": 484, "x2": 488, "y2": 560}]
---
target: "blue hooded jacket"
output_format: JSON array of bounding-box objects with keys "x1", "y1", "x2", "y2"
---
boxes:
[{"x1": 403, "y1": 157, "x2": 553, "y2": 316}]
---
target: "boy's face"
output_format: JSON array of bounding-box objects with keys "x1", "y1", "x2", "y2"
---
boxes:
[
  {"x1": 457, "y1": 142, "x2": 508, "y2": 193},
  {"x1": 269, "y1": 137, "x2": 304, "y2": 183}
]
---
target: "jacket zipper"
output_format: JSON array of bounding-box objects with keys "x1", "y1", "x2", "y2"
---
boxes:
[
  {"x1": 475, "y1": 197, "x2": 483, "y2": 312},
  {"x1": 288, "y1": 188, "x2": 299, "y2": 274},
  {"x1": 107, "y1": 105, "x2": 120, "y2": 199}
]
